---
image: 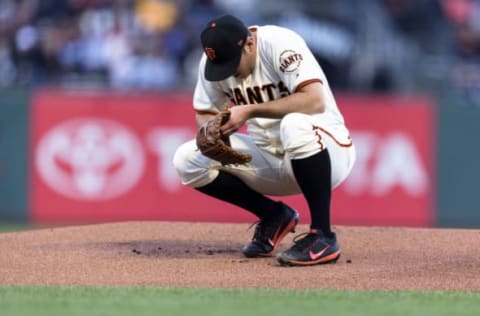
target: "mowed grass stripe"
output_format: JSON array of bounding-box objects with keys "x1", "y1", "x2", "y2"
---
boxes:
[{"x1": 0, "y1": 287, "x2": 479, "y2": 316}]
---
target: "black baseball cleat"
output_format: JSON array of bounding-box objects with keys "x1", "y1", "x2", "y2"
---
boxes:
[
  {"x1": 276, "y1": 229, "x2": 341, "y2": 266},
  {"x1": 242, "y1": 203, "x2": 299, "y2": 258}
]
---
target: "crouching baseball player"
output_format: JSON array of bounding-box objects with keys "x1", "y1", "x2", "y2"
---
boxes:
[{"x1": 173, "y1": 14, "x2": 356, "y2": 266}]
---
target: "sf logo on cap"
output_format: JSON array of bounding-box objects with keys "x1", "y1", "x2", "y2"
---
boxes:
[{"x1": 205, "y1": 47, "x2": 216, "y2": 61}]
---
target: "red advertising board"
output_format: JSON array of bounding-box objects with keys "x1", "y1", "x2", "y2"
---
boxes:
[{"x1": 30, "y1": 90, "x2": 435, "y2": 226}]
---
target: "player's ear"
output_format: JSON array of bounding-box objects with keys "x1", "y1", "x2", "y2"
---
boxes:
[{"x1": 244, "y1": 36, "x2": 255, "y2": 53}]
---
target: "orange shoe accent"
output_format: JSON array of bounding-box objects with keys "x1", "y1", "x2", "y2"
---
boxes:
[
  {"x1": 286, "y1": 250, "x2": 341, "y2": 266},
  {"x1": 271, "y1": 218, "x2": 297, "y2": 249},
  {"x1": 260, "y1": 216, "x2": 297, "y2": 257}
]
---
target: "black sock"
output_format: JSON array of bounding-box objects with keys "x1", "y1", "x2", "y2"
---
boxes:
[
  {"x1": 291, "y1": 149, "x2": 333, "y2": 237},
  {"x1": 196, "y1": 171, "x2": 281, "y2": 219}
]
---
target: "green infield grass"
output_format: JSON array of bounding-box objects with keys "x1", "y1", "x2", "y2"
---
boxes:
[
  {"x1": 0, "y1": 223, "x2": 32, "y2": 233},
  {"x1": 0, "y1": 286, "x2": 478, "y2": 316}
]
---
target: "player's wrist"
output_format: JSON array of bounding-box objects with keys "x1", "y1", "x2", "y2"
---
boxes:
[{"x1": 246, "y1": 103, "x2": 259, "y2": 119}]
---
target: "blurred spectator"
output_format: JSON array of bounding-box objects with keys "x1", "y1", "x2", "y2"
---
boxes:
[
  {"x1": 442, "y1": 0, "x2": 480, "y2": 105},
  {"x1": 275, "y1": 10, "x2": 355, "y2": 90},
  {"x1": 382, "y1": 0, "x2": 447, "y2": 53},
  {"x1": 135, "y1": 0, "x2": 177, "y2": 33},
  {"x1": 0, "y1": 36, "x2": 16, "y2": 87},
  {"x1": 0, "y1": 0, "x2": 477, "y2": 100},
  {"x1": 450, "y1": 59, "x2": 480, "y2": 105},
  {"x1": 442, "y1": 0, "x2": 475, "y2": 25},
  {"x1": 109, "y1": 31, "x2": 179, "y2": 90}
]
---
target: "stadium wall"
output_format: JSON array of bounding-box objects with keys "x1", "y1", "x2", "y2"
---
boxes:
[
  {"x1": 26, "y1": 89, "x2": 435, "y2": 227},
  {"x1": 0, "y1": 89, "x2": 29, "y2": 221},
  {"x1": 3, "y1": 88, "x2": 475, "y2": 227},
  {"x1": 437, "y1": 98, "x2": 480, "y2": 228}
]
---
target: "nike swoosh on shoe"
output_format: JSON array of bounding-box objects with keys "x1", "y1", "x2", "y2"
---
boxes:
[{"x1": 309, "y1": 245, "x2": 330, "y2": 260}]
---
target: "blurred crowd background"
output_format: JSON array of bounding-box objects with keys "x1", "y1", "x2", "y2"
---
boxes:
[{"x1": 0, "y1": 0, "x2": 479, "y2": 104}]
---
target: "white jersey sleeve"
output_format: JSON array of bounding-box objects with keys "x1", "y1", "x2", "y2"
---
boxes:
[
  {"x1": 193, "y1": 55, "x2": 230, "y2": 113},
  {"x1": 262, "y1": 26, "x2": 326, "y2": 93}
]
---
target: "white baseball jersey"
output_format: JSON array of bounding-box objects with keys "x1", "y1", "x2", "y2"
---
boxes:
[{"x1": 193, "y1": 25, "x2": 352, "y2": 156}]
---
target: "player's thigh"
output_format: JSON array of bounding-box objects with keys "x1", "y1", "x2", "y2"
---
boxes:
[{"x1": 225, "y1": 134, "x2": 300, "y2": 196}]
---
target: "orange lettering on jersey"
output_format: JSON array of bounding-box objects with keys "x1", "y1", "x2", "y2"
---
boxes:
[{"x1": 205, "y1": 47, "x2": 216, "y2": 61}]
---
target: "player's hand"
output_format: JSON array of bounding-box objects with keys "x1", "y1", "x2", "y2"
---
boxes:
[{"x1": 220, "y1": 105, "x2": 251, "y2": 136}]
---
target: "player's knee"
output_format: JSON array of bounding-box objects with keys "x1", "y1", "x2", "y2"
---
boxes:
[
  {"x1": 173, "y1": 141, "x2": 214, "y2": 187},
  {"x1": 172, "y1": 142, "x2": 191, "y2": 178}
]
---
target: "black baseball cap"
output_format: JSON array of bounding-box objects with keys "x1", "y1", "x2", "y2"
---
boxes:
[{"x1": 200, "y1": 15, "x2": 248, "y2": 81}]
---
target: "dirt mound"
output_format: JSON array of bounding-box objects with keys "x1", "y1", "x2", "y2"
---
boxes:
[{"x1": 0, "y1": 222, "x2": 479, "y2": 290}]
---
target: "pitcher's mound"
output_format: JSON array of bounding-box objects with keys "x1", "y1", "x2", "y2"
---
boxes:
[{"x1": 0, "y1": 222, "x2": 479, "y2": 290}]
